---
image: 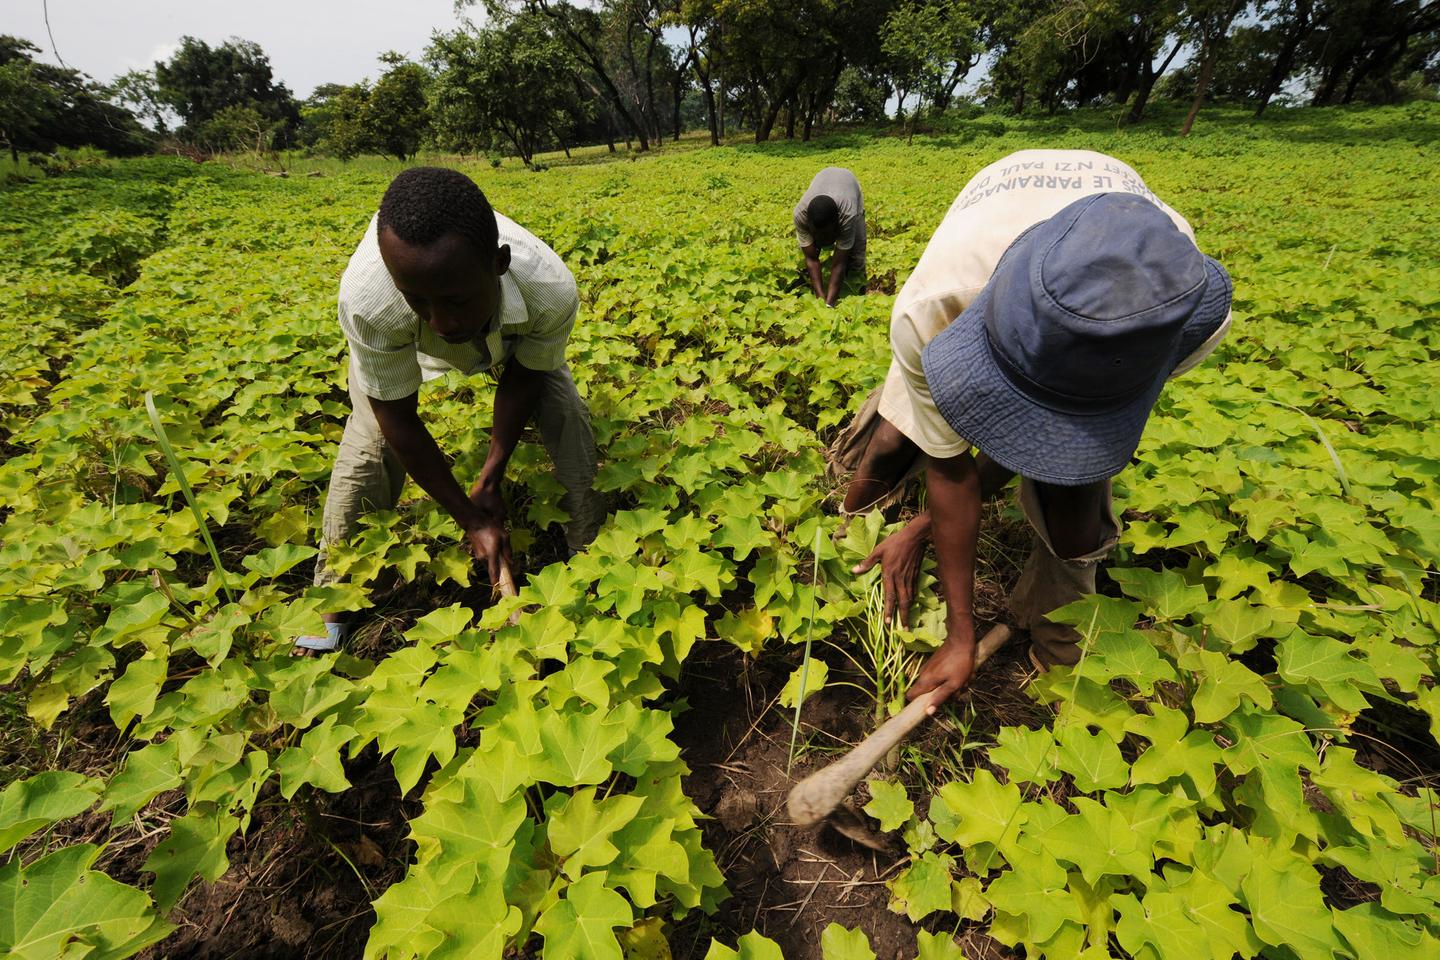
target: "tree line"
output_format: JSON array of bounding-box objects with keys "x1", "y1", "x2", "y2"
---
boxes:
[{"x1": 3, "y1": 0, "x2": 1437, "y2": 169}]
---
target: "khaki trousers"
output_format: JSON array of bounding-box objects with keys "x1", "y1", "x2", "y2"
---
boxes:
[
  {"x1": 828, "y1": 391, "x2": 1120, "y2": 667},
  {"x1": 314, "y1": 363, "x2": 604, "y2": 587}
]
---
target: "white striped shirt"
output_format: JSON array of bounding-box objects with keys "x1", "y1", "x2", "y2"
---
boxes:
[{"x1": 338, "y1": 213, "x2": 579, "y2": 401}]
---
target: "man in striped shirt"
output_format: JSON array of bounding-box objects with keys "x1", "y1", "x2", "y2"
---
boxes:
[{"x1": 295, "y1": 167, "x2": 603, "y2": 654}]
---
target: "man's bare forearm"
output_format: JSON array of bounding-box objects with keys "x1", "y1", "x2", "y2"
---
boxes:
[
  {"x1": 825, "y1": 249, "x2": 849, "y2": 305},
  {"x1": 369, "y1": 393, "x2": 483, "y2": 530},
  {"x1": 802, "y1": 243, "x2": 825, "y2": 299},
  {"x1": 927, "y1": 452, "x2": 982, "y2": 639},
  {"x1": 476, "y1": 360, "x2": 545, "y2": 494}
]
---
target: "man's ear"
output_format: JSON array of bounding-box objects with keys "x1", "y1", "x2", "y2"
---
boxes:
[{"x1": 494, "y1": 243, "x2": 512, "y2": 277}]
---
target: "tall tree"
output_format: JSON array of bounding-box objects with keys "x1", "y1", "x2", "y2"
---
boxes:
[
  {"x1": 366, "y1": 52, "x2": 430, "y2": 160},
  {"x1": 882, "y1": 0, "x2": 982, "y2": 119},
  {"x1": 478, "y1": 0, "x2": 653, "y2": 150},
  {"x1": 153, "y1": 36, "x2": 300, "y2": 146},
  {"x1": 1305, "y1": 0, "x2": 1440, "y2": 105},
  {"x1": 1252, "y1": 0, "x2": 1321, "y2": 115},
  {"x1": 1179, "y1": 0, "x2": 1247, "y2": 136},
  {"x1": 0, "y1": 36, "x2": 149, "y2": 162},
  {"x1": 427, "y1": 15, "x2": 582, "y2": 165}
]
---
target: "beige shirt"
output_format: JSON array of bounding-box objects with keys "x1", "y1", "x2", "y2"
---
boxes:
[
  {"x1": 339, "y1": 213, "x2": 578, "y2": 402},
  {"x1": 879, "y1": 149, "x2": 1232, "y2": 459}
]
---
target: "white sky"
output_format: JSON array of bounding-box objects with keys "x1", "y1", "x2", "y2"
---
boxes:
[{"x1": 2, "y1": 0, "x2": 478, "y2": 97}]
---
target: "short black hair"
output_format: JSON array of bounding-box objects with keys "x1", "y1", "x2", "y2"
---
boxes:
[
  {"x1": 807, "y1": 194, "x2": 839, "y2": 233},
  {"x1": 378, "y1": 167, "x2": 498, "y2": 256}
]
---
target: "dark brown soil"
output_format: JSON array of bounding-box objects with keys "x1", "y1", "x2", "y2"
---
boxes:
[{"x1": 667, "y1": 631, "x2": 1040, "y2": 960}]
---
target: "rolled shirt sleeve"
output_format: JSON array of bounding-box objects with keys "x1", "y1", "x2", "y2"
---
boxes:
[
  {"x1": 878, "y1": 287, "x2": 981, "y2": 460},
  {"x1": 340, "y1": 299, "x2": 423, "y2": 401},
  {"x1": 794, "y1": 207, "x2": 814, "y2": 249},
  {"x1": 510, "y1": 291, "x2": 578, "y2": 371}
]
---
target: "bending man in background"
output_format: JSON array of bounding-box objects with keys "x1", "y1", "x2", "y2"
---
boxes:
[
  {"x1": 794, "y1": 166, "x2": 866, "y2": 306},
  {"x1": 295, "y1": 167, "x2": 604, "y2": 654}
]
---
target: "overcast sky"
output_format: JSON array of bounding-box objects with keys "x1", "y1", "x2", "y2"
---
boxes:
[{"x1": 3, "y1": 0, "x2": 480, "y2": 97}]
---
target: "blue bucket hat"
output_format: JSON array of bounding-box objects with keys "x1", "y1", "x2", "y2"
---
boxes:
[{"x1": 921, "y1": 192, "x2": 1232, "y2": 486}]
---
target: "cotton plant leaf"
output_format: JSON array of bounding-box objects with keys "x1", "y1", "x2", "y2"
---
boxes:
[
  {"x1": 703, "y1": 932, "x2": 786, "y2": 960},
  {"x1": 0, "y1": 844, "x2": 173, "y2": 959},
  {"x1": 534, "y1": 871, "x2": 634, "y2": 960},
  {"x1": 862, "y1": 779, "x2": 914, "y2": 832},
  {"x1": 887, "y1": 851, "x2": 955, "y2": 921},
  {"x1": 778, "y1": 659, "x2": 828, "y2": 708},
  {"x1": 819, "y1": 923, "x2": 876, "y2": 960},
  {"x1": 915, "y1": 930, "x2": 967, "y2": 960},
  {"x1": 0, "y1": 772, "x2": 103, "y2": 855},
  {"x1": 141, "y1": 806, "x2": 241, "y2": 911}
]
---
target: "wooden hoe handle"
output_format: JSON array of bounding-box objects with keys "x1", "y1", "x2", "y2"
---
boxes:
[
  {"x1": 496, "y1": 560, "x2": 518, "y2": 599},
  {"x1": 786, "y1": 624, "x2": 1012, "y2": 827},
  {"x1": 495, "y1": 559, "x2": 523, "y2": 627}
]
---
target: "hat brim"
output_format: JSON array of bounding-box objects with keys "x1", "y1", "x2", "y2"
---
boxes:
[{"x1": 922, "y1": 245, "x2": 1231, "y2": 486}]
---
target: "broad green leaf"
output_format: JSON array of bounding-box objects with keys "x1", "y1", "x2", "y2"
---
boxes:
[
  {"x1": 618, "y1": 916, "x2": 673, "y2": 960},
  {"x1": 534, "y1": 871, "x2": 633, "y2": 960},
  {"x1": 0, "y1": 844, "x2": 172, "y2": 958},
  {"x1": 1054, "y1": 727, "x2": 1129, "y2": 792},
  {"x1": 241, "y1": 542, "x2": 317, "y2": 578},
  {"x1": 930, "y1": 770, "x2": 1027, "y2": 862},
  {"x1": 546, "y1": 788, "x2": 646, "y2": 879},
  {"x1": 142, "y1": 806, "x2": 241, "y2": 910},
  {"x1": 887, "y1": 851, "x2": 954, "y2": 921},
  {"x1": 951, "y1": 875, "x2": 989, "y2": 922},
  {"x1": 717, "y1": 607, "x2": 773, "y2": 657},
  {"x1": 778, "y1": 659, "x2": 827, "y2": 708},
  {"x1": 819, "y1": 923, "x2": 876, "y2": 960},
  {"x1": 1032, "y1": 797, "x2": 1151, "y2": 886},
  {"x1": 711, "y1": 514, "x2": 773, "y2": 561},
  {"x1": 862, "y1": 779, "x2": 913, "y2": 832},
  {"x1": 408, "y1": 763, "x2": 528, "y2": 884},
  {"x1": 0, "y1": 772, "x2": 102, "y2": 855},
  {"x1": 274, "y1": 716, "x2": 355, "y2": 799},
  {"x1": 988, "y1": 725, "x2": 1059, "y2": 785},
  {"x1": 915, "y1": 931, "x2": 967, "y2": 960},
  {"x1": 1332, "y1": 902, "x2": 1432, "y2": 958},
  {"x1": 1204, "y1": 547, "x2": 1272, "y2": 600},
  {"x1": 105, "y1": 654, "x2": 168, "y2": 732},
  {"x1": 1179, "y1": 647, "x2": 1273, "y2": 723},
  {"x1": 1108, "y1": 568, "x2": 1208, "y2": 621},
  {"x1": 406, "y1": 604, "x2": 474, "y2": 646},
  {"x1": 93, "y1": 592, "x2": 169, "y2": 647},
  {"x1": 101, "y1": 739, "x2": 183, "y2": 825},
  {"x1": 703, "y1": 931, "x2": 785, "y2": 960},
  {"x1": 983, "y1": 845, "x2": 1082, "y2": 947},
  {"x1": 1240, "y1": 842, "x2": 1347, "y2": 960},
  {"x1": 531, "y1": 706, "x2": 627, "y2": 786}
]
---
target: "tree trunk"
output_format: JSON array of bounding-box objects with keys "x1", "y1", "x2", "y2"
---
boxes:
[
  {"x1": 1181, "y1": 45, "x2": 1218, "y2": 137},
  {"x1": 1128, "y1": 37, "x2": 1182, "y2": 124},
  {"x1": 1254, "y1": 0, "x2": 1313, "y2": 117},
  {"x1": 756, "y1": 100, "x2": 780, "y2": 142},
  {"x1": 643, "y1": 31, "x2": 661, "y2": 144},
  {"x1": 1311, "y1": 45, "x2": 1356, "y2": 105},
  {"x1": 700, "y1": 76, "x2": 719, "y2": 145},
  {"x1": 536, "y1": 0, "x2": 649, "y2": 151},
  {"x1": 802, "y1": 91, "x2": 815, "y2": 141},
  {"x1": 672, "y1": 71, "x2": 684, "y2": 141},
  {"x1": 784, "y1": 100, "x2": 796, "y2": 139}
]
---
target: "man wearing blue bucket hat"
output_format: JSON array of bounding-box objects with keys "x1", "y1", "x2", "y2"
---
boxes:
[{"x1": 832, "y1": 149, "x2": 1232, "y2": 707}]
